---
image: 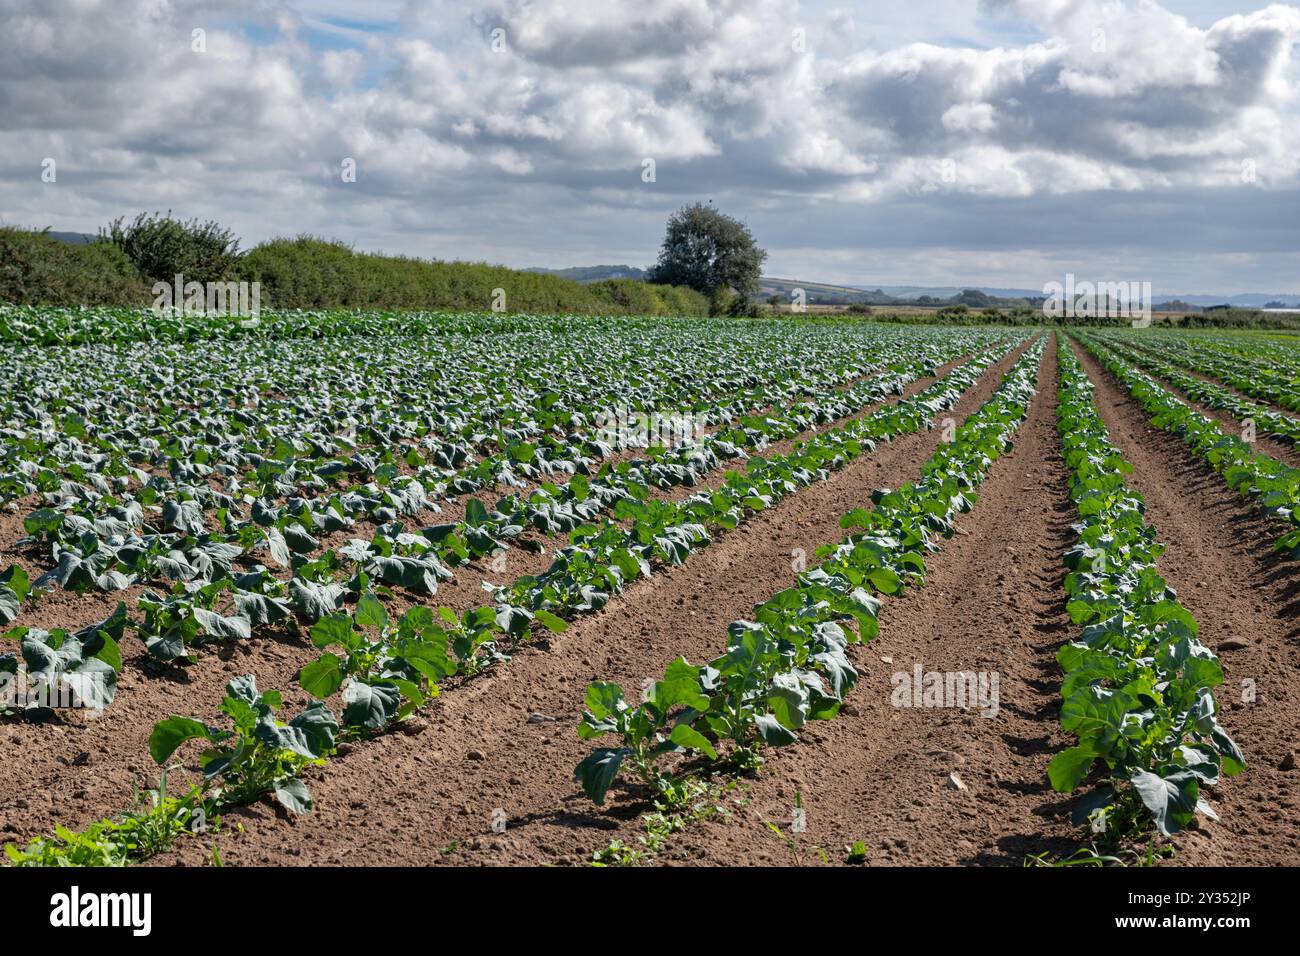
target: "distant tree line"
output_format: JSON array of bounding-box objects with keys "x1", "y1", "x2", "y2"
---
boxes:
[{"x1": 0, "y1": 214, "x2": 710, "y2": 317}]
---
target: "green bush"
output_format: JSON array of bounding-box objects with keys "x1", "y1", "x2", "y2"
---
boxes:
[
  {"x1": 2, "y1": 218, "x2": 709, "y2": 317},
  {"x1": 238, "y1": 237, "x2": 708, "y2": 316},
  {"x1": 1181, "y1": 307, "x2": 1299, "y2": 330},
  {"x1": 102, "y1": 212, "x2": 241, "y2": 285},
  {"x1": 0, "y1": 228, "x2": 147, "y2": 306}
]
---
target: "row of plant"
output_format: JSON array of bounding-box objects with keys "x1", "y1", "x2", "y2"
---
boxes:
[
  {"x1": 1094, "y1": 334, "x2": 1300, "y2": 445},
  {"x1": 283, "y1": 337, "x2": 1025, "y2": 739},
  {"x1": 4, "y1": 336, "x2": 1029, "y2": 862},
  {"x1": 2, "y1": 317, "x2": 900, "y2": 518},
  {"x1": 1110, "y1": 329, "x2": 1300, "y2": 410},
  {"x1": 15, "y1": 335, "x2": 932, "y2": 605},
  {"x1": 1, "y1": 336, "x2": 1005, "y2": 715},
  {"x1": 1048, "y1": 337, "x2": 1244, "y2": 841},
  {"x1": 1187, "y1": 332, "x2": 1300, "y2": 378},
  {"x1": 571, "y1": 335, "x2": 1046, "y2": 811},
  {"x1": 1076, "y1": 333, "x2": 1300, "y2": 560},
  {"x1": 3, "y1": 311, "x2": 942, "y2": 537},
  {"x1": 8, "y1": 326, "x2": 981, "y2": 601}
]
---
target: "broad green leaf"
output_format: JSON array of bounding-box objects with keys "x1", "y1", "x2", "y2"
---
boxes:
[
  {"x1": 1047, "y1": 745, "x2": 1098, "y2": 792},
  {"x1": 753, "y1": 713, "x2": 798, "y2": 746},
  {"x1": 273, "y1": 778, "x2": 313, "y2": 814},
  {"x1": 574, "y1": 748, "x2": 630, "y2": 805},
  {"x1": 149, "y1": 716, "x2": 213, "y2": 764},
  {"x1": 355, "y1": 592, "x2": 389, "y2": 631},
  {"x1": 342, "y1": 680, "x2": 402, "y2": 732},
  {"x1": 533, "y1": 609, "x2": 567, "y2": 634},
  {"x1": 299, "y1": 652, "x2": 344, "y2": 699},
  {"x1": 668, "y1": 723, "x2": 717, "y2": 759}
]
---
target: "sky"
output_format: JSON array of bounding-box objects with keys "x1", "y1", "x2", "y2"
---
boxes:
[{"x1": 1, "y1": 0, "x2": 1297, "y2": 296}]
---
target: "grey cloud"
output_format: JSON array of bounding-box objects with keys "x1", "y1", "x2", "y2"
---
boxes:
[{"x1": 0, "y1": 0, "x2": 1296, "y2": 294}]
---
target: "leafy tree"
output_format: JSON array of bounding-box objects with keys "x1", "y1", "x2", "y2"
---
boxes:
[
  {"x1": 955, "y1": 288, "x2": 992, "y2": 308},
  {"x1": 647, "y1": 203, "x2": 767, "y2": 311},
  {"x1": 102, "y1": 211, "x2": 241, "y2": 284}
]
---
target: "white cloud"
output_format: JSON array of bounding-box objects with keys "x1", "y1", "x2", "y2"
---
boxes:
[{"x1": 0, "y1": 0, "x2": 1297, "y2": 292}]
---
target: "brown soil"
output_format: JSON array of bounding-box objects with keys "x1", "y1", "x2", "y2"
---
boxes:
[
  {"x1": 0, "y1": 346, "x2": 1005, "y2": 847},
  {"x1": 142, "y1": 339, "x2": 1037, "y2": 866},
  {"x1": 12, "y1": 330, "x2": 1298, "y2": 870},
  {"x1": 648, "y1": 334, "x2": 1081, "y2": 866},
  {"x1": 1073, "y1": 337, "x2": 1300, "y2": 866}
]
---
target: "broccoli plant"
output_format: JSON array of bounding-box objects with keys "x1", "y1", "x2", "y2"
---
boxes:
[
  {"x1": 298, "y1": 593, "x2": 458, "y2": 736},
  {"x1": 149, "y1": 674, "x2": 338, "y2": 813}
]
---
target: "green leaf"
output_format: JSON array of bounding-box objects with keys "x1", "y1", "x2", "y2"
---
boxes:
[
  {"x1": 767, "y1": 672, "x2": 811, "y2": 731},
  {"x1": 282, "y1": 523, "x2": 319, "y2": 554},
  {"x1": 233, "y1": 590, "x2": 291, "y2": 627},
  {"x1": 342, "y1": 680, "x2": 402, "y2": 732},
  {"x1": 651, "y1": 658, "x2": 710, "y2": 713},
  {"x1": 90, "y1": 634, "x2": 122, "y2": 674},
  {"x1": 1211, "y1": 724, "x2": 1246, "y2": 776},
  {"x1": 289, "y1": 577, "x2": 346, "y2": 622},
  {"x1": 226, "y1": 674, "x2": 261, "y2": 706},
  {"x1": 533, "y1": 609, "x2": 567, "y2": 634},
  {"x1": 0, "y1": 565, "x2": 30, "y2": 604},
  {"x1": 865, "y1": 566, "x2": 903, "y2": 595},
  {"x1": 23, "y1": 509, "x2": 62, "y2": 538},
  {"x1": 0, "y1": 587, "x2": 20, "y2": 626},
  {"x1": 754, "y1": 713, "x2": 798, "y2": 746},
  {"x1": 1048, "y1": 745, "x2": 1098, "y2": 792},
  {"x1": 144, "y1": 628, "x2": 189, "y2": 663},
  {"x1": 584, "y1": 681, "x2": 626, "y2": 721},
  {"x1": 668, "y1": 723, "x2": 717, "y2": 759},
  {"x1": 574, "y1": 748, "x2": 630, "y2": 805},
  {"x1": 355, "y1": 592, "x2": 389, "y2": 631},
  {"x1": 309, "y1": 613, "x2": 357, "y2": 651},
  {"x1": 465, "y1": 498, "x2": 490, "y2": 526},
  {"x1": 289, "y1": 701, "x2": 339, "y2": 756},
  {"x1": 149, "y1": 716, "x2": 213, "y2": 764},
  {"x1": 273, "y1": 778, "x2": 313, "y2": 814},
  {"x1": 163, "y1": 500, "x2": 206, "y2": 536},
  {"x1": 1129, "y1": 769, "x2": 1199, "y2": 836},
  {"x1": 193, "y1": 607, "x2": 251, "y2": 641},
  {"x1": 263, "y1": 527, "x2": 291, "y2": 567},
  {"x1": 299, "y1": 653, "x2": 344, "y2": 699}
]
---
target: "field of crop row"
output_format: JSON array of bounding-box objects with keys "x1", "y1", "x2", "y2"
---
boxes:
[{"x1": 1, "y1": 307, "x2": 1297, "y2": 867}]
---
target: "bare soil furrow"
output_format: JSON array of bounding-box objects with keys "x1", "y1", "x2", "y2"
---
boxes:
[
  {"x1": 0, "y1": 353, "x2": 991, "y2": 848},
  {"x1": 148, "y1": 341, "x2": 1035, "y2": 866},
  {"x1": 1073, "y1": 336, "x2": 1300, "y2": 867},
  {"x1": 651, "y1": 334, "x2": 1079, "y2": 866}
]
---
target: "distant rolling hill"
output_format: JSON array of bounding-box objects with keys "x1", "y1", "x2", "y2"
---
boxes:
[
  {"x1": 525, "y1": 264, "x2": 647, "y2": 282},
  {"x1": 44, "y1": 230, "x2": 96, "y2": 244},
  {"x1": 32, "y1": 238, "x2": 1298, "y2": 310}
]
